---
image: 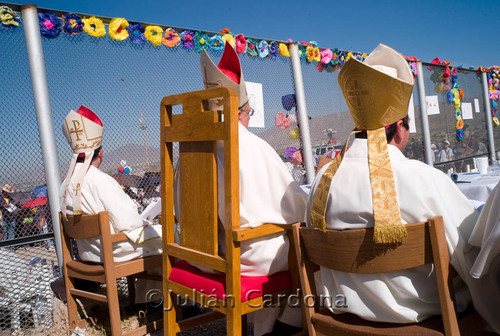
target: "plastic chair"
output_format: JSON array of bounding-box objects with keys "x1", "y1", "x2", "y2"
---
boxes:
[
  {"x1": 292, "y1": 216, "x2": 487, "y2": 336},
  {"x1": 160, "y1": 87, "x2": 300, "y2": 335},
  {"x1": 59, "y1": 211, "x2": 163, "y2": 336}
]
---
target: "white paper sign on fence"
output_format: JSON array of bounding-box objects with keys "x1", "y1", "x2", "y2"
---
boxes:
[
  {"x1": 462, "y1": 102, "x2": 473, "y2": 120},
  {"x1": 426, "y1": 95, "x2": 440, "y2": 115},
  {"x1": 246, "y1": 81, "x2": 265, "y2": 128}
]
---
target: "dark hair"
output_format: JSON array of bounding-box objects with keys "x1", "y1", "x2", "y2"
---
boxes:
[
  {"x1": 355, "y1": 115, "x2": 409, "y2": 143},
  {"x1": 76, "y1": 147, "x2": 101, "y2": 163}
]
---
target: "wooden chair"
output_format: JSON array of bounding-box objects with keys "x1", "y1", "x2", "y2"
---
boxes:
[
  {"x1": 59, "y1": 211, "x2": 163, "y2": 336},
  {"x1": 292, "y1": 217, "x2": 487, "y2": 336},
  {"x1": 160, "y1": 87, "x2": 300, "y2": 335}
]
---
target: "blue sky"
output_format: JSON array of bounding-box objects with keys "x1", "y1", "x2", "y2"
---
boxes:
[{"x1": 7, "y1": 0, "x2": 499, "y2": 68}]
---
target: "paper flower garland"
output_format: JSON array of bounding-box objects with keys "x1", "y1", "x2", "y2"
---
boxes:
[
  {"x1": 258, "y1": 40, "x2": 269, "y2": 58},
  {"x1": 193, "y1": 31, "x2": 208, "y2": 52},
  {"x1": 0, "y1": 6, "x2": 20, "y2": 27},
  {"x1": 62, "y1": 13, "x2": 84, "y2": 35},
  {"x1": 209, "y1": 34, "x2": 224, "y2": 51},
  {"x1": 246, "y1": 38, "x2": 257, "y2": 56},
  {"x1": 38, "y1": 12, "x2": 62, "y2": 38},
  {"x1": 221, "y1": 33, "x2": 235, "y2": 48},
  {"x1": 127, "y1": 23, "x2": 146, "y2": 44},
  {"x1": 163, "y1": 28, "x2": 180, "y2": 47},
  {"x1": 145, "y1": 25, "x2": 163, "y2": 46},
  {"x1": 235, "y1": 34, "x2": 246, "y2": 54},
  {"x1": 109, "y1": 18, "x2": 129, "y2": 40},
  {"x1": 180, "y1": 30, "x2": 194, "y2": 49},
  {"x1": 82, "y1": 16, "x2": 106, "y2": 37}
]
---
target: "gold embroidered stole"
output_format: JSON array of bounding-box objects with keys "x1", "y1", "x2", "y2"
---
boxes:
[{"x1": 310, "y1": 128, "x2": 407, "y2": 244}]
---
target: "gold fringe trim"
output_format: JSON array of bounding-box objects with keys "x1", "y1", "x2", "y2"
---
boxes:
[
  {"x1": 310, "y1": 210, "x2": 326, "y2": 231},
  {"x1": 373, "y1": 224, "x2": 407, "y2": 244}
]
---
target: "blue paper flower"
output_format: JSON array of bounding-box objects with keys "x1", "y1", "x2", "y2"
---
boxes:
[
  {"x1": 257, "y1": 40, "x2": 269, "y2": 58},
  {"x1": 209, "y1": 34, "x2": 224, "y2": 51},
  {"x1": 38, "y1": 12, "x2": 61, "y2": 38},
  {"x1": 269, "y1": 41, "x2": 279, "y2": 59},
  {"x1": 456, "y1": 129, "x2": 464, "y2": 140},
  {"x1": 246, "y1": 38, "x2": 257, "y2": 56},
  {"x1": 126, "y1": 22, "x2": 146, "y2": 44},
  {"x1": 447, "y1": 91, "x2": 454, "y2": 103},
  {"x1": 194, "y1": 31, "x2": 209, "y2": 53},
  {"x1": 62, "y1": 13, "x2": 83, "y2": 35},
  {"x1": 298, "y1": 44, "x2": 307, "y2": 59}
]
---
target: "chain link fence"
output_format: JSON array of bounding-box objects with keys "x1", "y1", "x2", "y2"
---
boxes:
[{"x1": 0, "y1": 2, "x2": 499, "y2": 333}]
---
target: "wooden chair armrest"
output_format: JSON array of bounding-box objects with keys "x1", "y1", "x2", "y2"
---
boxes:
[
  {"x1": 232, "y1": 222, "x2": 302, "y2": 242},
  {"x1": 110, "y1": 232, "x2": 129, "y2": 243}
]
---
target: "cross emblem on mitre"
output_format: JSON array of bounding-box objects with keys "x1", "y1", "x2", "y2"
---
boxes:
[{"x1": 347, "y1": 79, "x2": 370, "y2": 108}]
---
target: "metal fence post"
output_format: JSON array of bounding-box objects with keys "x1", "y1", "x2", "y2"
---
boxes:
[
  {"x1": 21, "y1": 4, "x2": 63, "y2": 272},
  {"x1": 289, "y1": 42, "x2": 315, "y2": 184},
  {"x1": 481, "y1": 71, "x2": 496, "y2": 162},
  {"x1": 416, "y1": 62, "x2": 433, "y2": 166}
]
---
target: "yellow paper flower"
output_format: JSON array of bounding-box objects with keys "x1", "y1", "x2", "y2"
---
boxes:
[
  {"x1": 279, "y1": 43, "x2": 290, "y2": 57},
  {"x1": 109, "y1": 18, "x2": 129, "y2": 41},
  {"x1": 162, "y1": 28, "x2": 180, "y2": 47},
  {"x1": 145, "y1": 25, "x2": 163, "y2": 46},
  {"x1": 306, "y1": 46, "x2": 314, "y2": 62},
  {"x1": 313, "y1": 47, "x2": 321, "y2": 62},
  {"x1": 221, "y1": 33, "x2": 235, "y2": 48},
  {"x1": 82, "y1": 16, "x2": 106, "y2": 37},
  {"x1": 346, "y1": 51, "x2": 353, "y2": 62}
]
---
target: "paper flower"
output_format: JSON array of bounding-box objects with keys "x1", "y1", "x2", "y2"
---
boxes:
[
  {"x1": 338, "y1": 51, "x2": 346, "y2": 65},
  {"x1": 0, "y1": 6, "x2": 20, "y2": 27},
  {"x1": 62, "y1": 13, "x2": 84, "y2": 35},
  {"x1": 291, "y1": 150, "x2": 303, "y2": 165},
  {"x1": 289, "y1": 128, "x2": 300, "y2": 140},
  {"x1": 109, "y1": 18, "x2": 129, "y2": 40},
  {"x1": 320, "y1": 49, "x2": 333, "y2": 64},
  {"x1": 434, "y1": 82, "x2": 444, "y2": 94},
  {"x1": 312, "y1": 47, "x2": 321, "y2": 62},
  {"x1": 163, "y1": 28, "x2": 180, "y2": 47},
  {"x1": 284, "y1": 146, "x2": 298, "y2": 159},
  {"x1": 246, "y1": 38, "x2": 257, "y2": 56},
  {"x1": 193, "y1": 31, "x2": 209, "y2": 52},
  {"x1": 269, "y1": 41, "x2": 279, "y2": 59},
  {"x1": 455, "y1": 108, "x2": 462, "y2": 120},
  {"x1": 493, "y1": 117, "x2": 500, "y2": 126},
  {"x1": 330, "y1": 51, "x2": 339, "y2": 65},
  {"x1": 456, "y1": 119, "x2": 464, "y2": 130},
  {"x1": 221, "y1": 33, "x2": 235, "y2": 48},
  {"x1": 145, "y1": 25, "x2": 163, "y2": 46},
  {"x1": 220, "y1": 28, "x2": 230, "y2": 34},
  {"x1": 83, "y1": 16, "x2": 106, "y2": 37},
  {"x1": 298, "y1": 44, "x2": 307, "y2": 59},
  {"x1": 38, "y1": 12, "x2": 62, "y2": 38},
  {"x1": 275, "y1": 112, "x2": 291, "y2": 130},
  {"x1": 126, "y1": 22, "x2": 146, "y2": 44},
  {"x1": 456, "y1": 129, "x2": 464, "y2": 140},
  {"x1": 306, "y1": 46, "x2": 314, "y2": 63},
  {"x1": 346, "y1": 52, "x2": 353, "y2": 62},
  {"x1": 209, "y1": 34, "x2": 224, "y2": 51},
  {"x1": 258, "y1": 40, "x2": 269, "y2": 58},
  {"x1": 180, "y1": 30, "x2": 195, "y2": 49},
  {"x1": 279, "y1": 43, "x2": 290, "y2": 57},
  {"x1": 235, "y1": 34, "x2": 246, "y2": 54},
  {"x1": 447, "y1": 91, "x2": 454, "y2": 103}
]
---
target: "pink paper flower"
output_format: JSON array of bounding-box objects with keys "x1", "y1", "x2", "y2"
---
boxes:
[
  {"x1": 320, "y1": 49, "x2": 333, "y2": 64},
  {"x1": 291, "y1": 150, "x2": 303, "y2": 165},
  {"x1": 274, "y1": 112, "x2": 291, "y2": 130}
]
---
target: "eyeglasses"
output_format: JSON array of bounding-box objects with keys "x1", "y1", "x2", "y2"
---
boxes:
[{"x1": 239, "y1": 107, "x2": 255, "y2": 117}]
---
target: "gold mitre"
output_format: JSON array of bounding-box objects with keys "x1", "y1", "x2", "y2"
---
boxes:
[
  {"x1": 200, "y1": 41, "x2": 249, "y2": 109},
  {"x1": 338, "y1": 44, "x2": 414, "y2": 130}
]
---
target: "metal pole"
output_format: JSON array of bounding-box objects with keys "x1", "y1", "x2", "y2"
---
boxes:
[
  {"x1": 416, "y1": 62, "x2": 434, "y2": 166},
  {"x1": 289, "y1": 42, "x2": 315, "y2": 184},
  {"x1": 481, "y1": 71, "x2": 496, "y2": 162},
  {"x1": 21, "y1": 4, "x2": 63, "y2": 273}
]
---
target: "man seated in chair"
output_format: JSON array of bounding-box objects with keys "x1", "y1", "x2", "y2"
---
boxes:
[
  {"x1": 60, "y1": 105, "x2": 162, "y2": 304},
  {"x1": 177, "y1": 42, "x2": 307, "y2": 335},
  {"x1": 306, "y1": 44, "x2": 499, "y2": 333}
]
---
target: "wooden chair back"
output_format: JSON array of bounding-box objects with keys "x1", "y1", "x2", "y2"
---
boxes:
[{"x1": 294, "y1": 217, "x2": 461, "y2": 336}]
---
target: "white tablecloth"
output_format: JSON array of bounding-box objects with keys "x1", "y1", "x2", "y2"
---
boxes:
[{"x1": 455, "y1": 173, "x2": 500, "y2": 203}]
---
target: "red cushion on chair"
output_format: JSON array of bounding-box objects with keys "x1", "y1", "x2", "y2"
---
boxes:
[{"x1": 169, "y1": 260, "x2": 291, "y2": 302}]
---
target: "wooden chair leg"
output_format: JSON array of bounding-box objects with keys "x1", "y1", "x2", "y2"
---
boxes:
[
  {"x1": 65, "y1": 276, "x2": 80, "y2": 331},
  {"x1": 165, "y1": 290, "x2": 177, "y2": 336},
  {"x1": 226, "y1": 309, "x2": 242, "y2": 336},
  {"x1": 126, "y1": 276, "x2": 136, "y2": 307},
  {"x1": 106, "y1": 279, "x2": 122, "y2": 336}
]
